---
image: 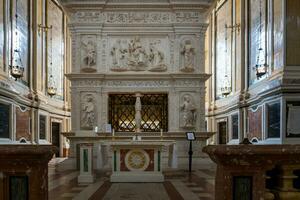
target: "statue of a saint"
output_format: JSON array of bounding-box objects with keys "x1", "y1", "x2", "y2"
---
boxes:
[
  {"x1": 82, "y1": 41, "x2": 96, "y2": 67},
  {"x1": 81, "y1": 95, "x2": 95, "y2": 129},
  {"x1": 180, "y1": 40, "x2": 195, "y2": 72},
  {"x1": 180, "y1": 95, "x2": 196, "y2": 128},
  {"x1": 128, "y1": 37, "x2": 147, "y2": 70}
]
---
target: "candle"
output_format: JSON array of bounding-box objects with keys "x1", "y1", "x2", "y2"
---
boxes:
[
  {"x1": 160, "y1": 129, "x2": 163, "y2": 138},
  {"x1": 112, "y1": 129, "x2": 115, "y2": 137},
  {"x1": 94, "y1": 126, "x2": 98, "y2": 133}
]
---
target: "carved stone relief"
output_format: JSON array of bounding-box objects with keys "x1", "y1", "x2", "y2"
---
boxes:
[
  {"x1": 81, "y1": 35, "x2": 97, "y2": 73},
  {"x1": 80, "y1": 93, "x2": 96, "y2": 129},
  {"x1": 180, "y1": 39, "x2": 195, "y2": 72},
  {"x1": 70, "y1": 11, "x2": 205, "y2": 25},
  {"x1": 110, "y1": 36, "x2": 168, "y2": 72},
  {"x1": 180, "y1": 94, "x2": 196, "y2": 128}
]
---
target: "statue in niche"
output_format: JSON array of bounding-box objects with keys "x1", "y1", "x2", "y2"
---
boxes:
[
  {"x1": 81, "y1": 94, "x2": 96, "y2": 129},
  {"x1": 180, "y1": 94, "x2": 196, "y2": 128},
  {"x1": 180, "y1": 40, "x2": 195, "y2": 72},
  {"x1": 81, "y1": 40, "x2": 97, "y2": 72},
  {"x1": 148, "y1": 41, "x2": 167, "y2": 72},
  {"x1": 111, "y1": 39, "x2": 128, "y2": 71},
  {"x1": 127, "y1": 36, "x2": 147, "y2": 71}
]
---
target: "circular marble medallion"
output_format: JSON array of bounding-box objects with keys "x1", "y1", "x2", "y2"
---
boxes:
[{"x1": 125, "y1": 149, "x2": 150, "y2": 171}]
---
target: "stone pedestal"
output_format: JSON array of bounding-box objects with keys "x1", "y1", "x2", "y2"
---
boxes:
[
  {"x1": 203, "y1": 145, "x2": 300, "y2": 200},
  {"x1": 0, "y1": 145, "x2": 57, "y2": 200},
  {"x1": 78, "y1": 143, "x2": 95, "y2": 184}
]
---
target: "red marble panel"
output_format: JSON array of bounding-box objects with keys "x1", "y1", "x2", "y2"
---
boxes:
[
  {"x1": 120, "y1": 149, "x2": 154, "y2": 171},
  {"x1": 248, "y1": 107, "x2": 262, "y2": 140},
  {"x1": 16, "y1": 107, "x2": 31, "y2": 141}
]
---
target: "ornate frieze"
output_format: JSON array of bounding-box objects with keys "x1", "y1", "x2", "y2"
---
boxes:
[{"x1": 69, "y1": 11, "x2": 206, "y2": 26}]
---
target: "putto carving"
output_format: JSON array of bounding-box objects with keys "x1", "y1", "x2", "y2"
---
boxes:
[
  {"x1": 180, "y1": 94, "x2": 196, "y2": 128},
  {"x1": 110, "y1": 37, "x2": 168, "y2": 72},
  {"x1": 180, "y1": 40, "x2": 195, "y2": 72},
  {"x1": 81, "y1": 35, "x2": 97, "y2": 73},
  {"x1": 81, "y1": 93, "x2": 96, "y2": 129}
]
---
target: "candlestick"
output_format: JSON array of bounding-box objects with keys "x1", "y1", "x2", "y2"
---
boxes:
[
  {"x1": 160, "y1": 129, "x2": 163, "y2": 140},
  {"x1": 112, "y1": 129, "x2": 115, "y2": 138}
]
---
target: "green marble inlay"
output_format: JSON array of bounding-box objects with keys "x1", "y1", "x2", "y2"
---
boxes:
[
  {"x1": 114, "y1": 151, "x2": 117, "y2": 171},
  {"x1": 83, "y1": 149, "x2": 88, "y2": 172},
  {"x1": 158, "y1": 151, "x2": 161, "y2": 171}
]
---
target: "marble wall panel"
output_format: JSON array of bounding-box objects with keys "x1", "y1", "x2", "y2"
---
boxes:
[
  {"x1": 0, "y1": 0, "x2": 4, "y2": 71},
  {"x1": 286, "y1": 0, "x2": 300, "y2": 66},
  {"x1": 267, "y1": 102, "x2": 280, "y2": 138},
  {"x1": 248, "y1": 106, "x2": 262, "y2": 140},
  {"x1": 273, "y1": 0, "x2": 284, "y2": 70},
  {"x1": 215, "y1": 0, "x2": 232, "y2": 98},
  {"x1": 248, "y1": 0, "x2": 267, "y2": 85},
  {"x1": 0, "y1": 103, "x2": 10, "y2": 138},
  {"x1": 16, "y1": 107, "x2": 30, "y2": 141},
  {"x1": 47, "y1": 0, "x2": 64, "y2": 99}
]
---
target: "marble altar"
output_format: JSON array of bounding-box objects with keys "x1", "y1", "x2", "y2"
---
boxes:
[
  {"x1": 61, "y1": 0, "x2": 214, "y2": 171},
  {"x1": 108, "y1": 140, "x2": 175, "y2": 182}
]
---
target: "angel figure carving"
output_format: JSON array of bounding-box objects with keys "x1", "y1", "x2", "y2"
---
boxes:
[{"x1": 180, "y1": 95, "x2": 196, "y2": 128}]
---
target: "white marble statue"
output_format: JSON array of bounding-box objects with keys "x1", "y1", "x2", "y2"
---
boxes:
[
  {"x1": 81, "y1": 94, "x2": 95, "y2": 129},
  {"x1": 82, "y1": 41, "x2": 96, "y2": 67},
  {"x1": 180, "y1": 94, "x2": 196, "y2": 128},
  {"x1": 148, "y1": 41, "x2": 167, "y2": 72},
  {"x1": 180, "y1": 40, "x2": 195, "y2": 72}
]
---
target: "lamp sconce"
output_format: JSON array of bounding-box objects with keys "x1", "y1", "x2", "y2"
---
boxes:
[
  {"x1": 38, "y1": 24, "x2": 52, "y2": 34},
  {"x1": 225, "y1": 23, "x2": 241, "y2": 34}
]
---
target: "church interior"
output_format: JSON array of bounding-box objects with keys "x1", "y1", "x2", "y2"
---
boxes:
[{"x1": 0, "y1": 0, "x2": 300, "y2": 199}]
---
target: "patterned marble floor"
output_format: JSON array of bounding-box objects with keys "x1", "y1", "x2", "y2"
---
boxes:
[{"x1": 48, "y1": 159, "x2": 215, "y2": 200}]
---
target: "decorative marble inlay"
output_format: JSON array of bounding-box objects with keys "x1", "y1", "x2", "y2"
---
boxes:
[
  {"x1": 248, "y1": 106, "x2": 262, "y2": 140},
  {"x1": 125, "y1": 149, "x2": 150, "y2": 171}
]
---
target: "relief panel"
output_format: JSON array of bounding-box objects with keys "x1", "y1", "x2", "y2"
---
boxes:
[
  {"x1": 179, "y1": 93, "x2": 196, "y2": 129},
  {"x1": 80, "y1": 92, "x2": 96, "y2": 130},
  {"x1": 108, "y1": 36, "x2": 169, "y2": 72},
  {"x1": 47, "y1": 0, "x2": 64, "y2": 99},
  {"x1": 80, "y1": 35, "x2": 97, "y2": 73}
]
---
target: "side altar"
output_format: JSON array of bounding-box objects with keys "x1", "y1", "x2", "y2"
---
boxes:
[{"x1": 108, "y1": 140, "x2": 175, "y2": 182}]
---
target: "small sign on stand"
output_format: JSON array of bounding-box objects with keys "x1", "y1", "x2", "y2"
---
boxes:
[{"x1": 186, "y1": 132, "x2": 196, "y2": 173}]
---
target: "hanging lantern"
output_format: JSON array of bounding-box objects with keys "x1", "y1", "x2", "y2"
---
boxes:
[
  {"x1": 221, "y1": 23, "x2": 232, "y2": 97},
  {"x1": 47, "y1": 75, "x2": 57, "y2": 97},
  {"x1": 255, "y1": 0, "x2": 267, "y2": 79},
  {"x1": 221, "y1": 75, "x2": 232, "y2": 96}
]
